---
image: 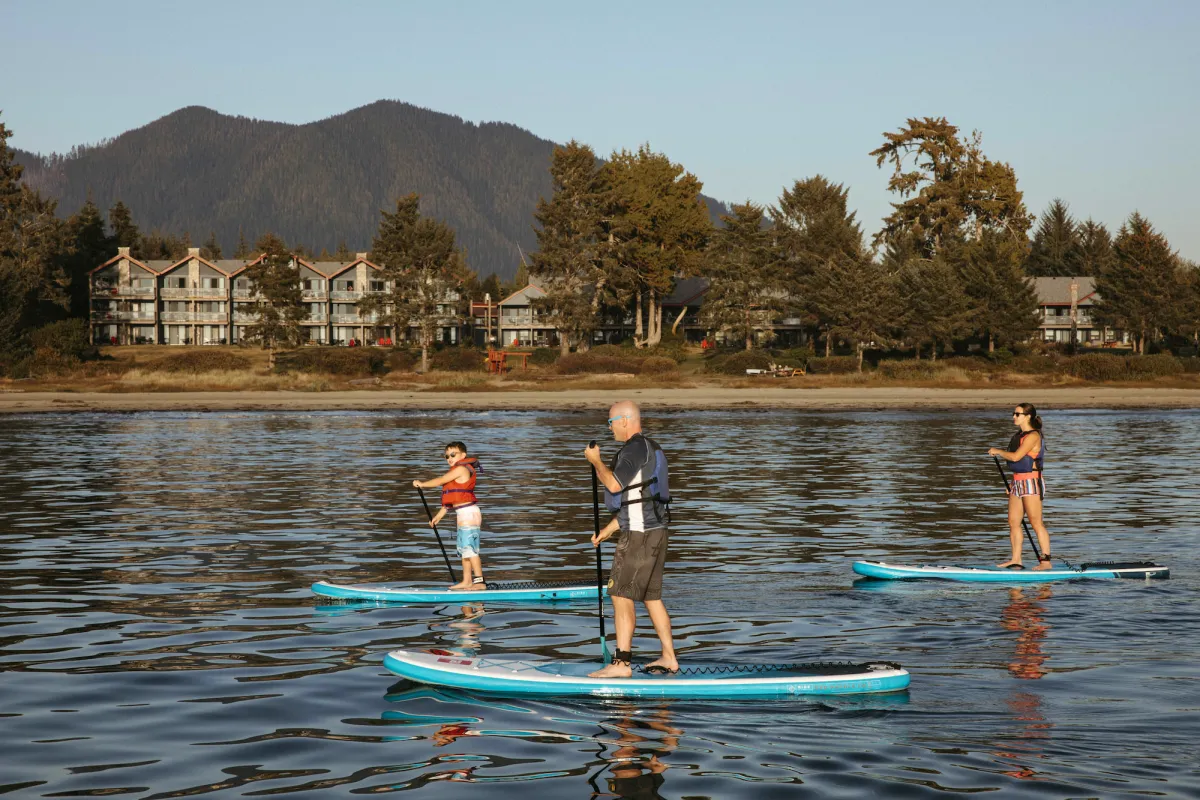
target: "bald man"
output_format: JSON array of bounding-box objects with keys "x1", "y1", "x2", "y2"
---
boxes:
[{"x1": 584, "y1": 400, "x2": 678, "y2": 679}]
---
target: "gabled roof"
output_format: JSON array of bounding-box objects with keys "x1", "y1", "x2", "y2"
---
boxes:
[
  {"x1": 159, "y1": 252, "x2": 237, "y2": 277},
  {"x1": 89, "y1": 252, "x2": 159, "y2": 275},
  {"x1": 225, "y1": 255, "x2": 268, "y2": 278},
  {"x1": 1031, "y1": 276, "x2": 1098, "y2": 306},
  {"x1": 321, "y1": 256, "x2": 382, "y2": 279},
  {"x1": 662, "y1": 277, "x2": 711, "y2": 307},
  {"x1": 498, "y1": 284, "x2": 546, "y2": 305}
]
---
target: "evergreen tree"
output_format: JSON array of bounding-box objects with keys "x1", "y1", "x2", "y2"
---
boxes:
[
  {"x1": 1094, "y1": 213, "x2": 1184, "y2": 354},
  {"x1": 701, "y1": 202, "x2": 781, "y2": 350},
  {"x1": 108, "y1": 200, "x2": 141, "y2": 256},
  {"x1": 0, "y1": 115, "x2": 69, "y2": 362},
  {"x1": 202, "y1": 231, "x2": 223, "y2": 260},
  {"x1": 1025, "y1": 199, "x2": 1082, "y2": 276},
  {"x1": 255, "y1": 232, "x2": 288, "y2": 257},
  {"x1": 949, "y1": 232, "x2": 1039, "y2": 352},
  {"x1": 1077, "y1": 219, "x2": 1114, "y2": 277},
  {"x1": 233, "y1": 228, "x2": 251, "y2": 258},
  {"x1": 815, "y1": 255, "x2": 896, "y2": 370},
  {"x1": 480, "y1": 273, "x2": 503, "y2": 302},
  {"x1": 601, "y1": 145, "x2": 710, "y2": 347},
  {"x1": 363, "y1": 194, "x2": 471, "y2": 372},
  {"x1": 243, "y1": 238, "x2": 307, "y2": 368},
  {"x1": 63, "y1": 199, "x2": 115, "y2": 319},
  {"x1": 890, "y1": 238, "x2": 971, "y2": 359},
  {"x1": 529, "y1": 141, "x2": 607, "y2": 354},
  {"x1": 334, "y1": 240, "x2": 353, "y2": 261},
  {"x1": 871, "y1": 117, "x2": 1032, "y2": 256},
  {"x1": 772, "y1": 176, "x2": 866, "y2": 354}
]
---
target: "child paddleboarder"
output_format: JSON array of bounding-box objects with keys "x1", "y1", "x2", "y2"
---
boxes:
[{"x1": 413, "y1": 442, "x2": 486, "y2": 590}]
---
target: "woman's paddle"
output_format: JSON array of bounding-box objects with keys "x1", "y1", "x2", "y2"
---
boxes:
[
  {"x1": 992, "y1": 456, "x2": 1042, "y2": 561},
  {"x1": 590, "y1": 440, "x2": 611, "y2": 664},
  {"x1": 416, "y1": 486, "x2": 458, "y2": 583}
]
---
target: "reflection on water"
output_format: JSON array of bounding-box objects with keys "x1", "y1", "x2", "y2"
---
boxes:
[{"x1": 1, "y1": 409, "x2": 1198, "y2": 798}]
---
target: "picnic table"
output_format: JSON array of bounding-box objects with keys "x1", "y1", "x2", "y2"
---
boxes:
[{"x1": 486, "y1": 349, "x2": 533, "y2": 373}]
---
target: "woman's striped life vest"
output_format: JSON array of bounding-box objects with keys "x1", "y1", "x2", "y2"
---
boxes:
[
  {"x1": 441, "y1": 456, "x2": 481, "y2": 508},
  {"x1": 1007, "y1": 430, "x2": 1044, "y2": 474}
]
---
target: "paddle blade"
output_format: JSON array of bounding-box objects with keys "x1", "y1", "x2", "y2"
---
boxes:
[{"x1": 601, "y1": 636, "x2": 611, "y2": 665}]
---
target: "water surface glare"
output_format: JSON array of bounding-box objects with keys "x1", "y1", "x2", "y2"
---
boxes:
[{"x1": 0, "y1": 409, "x2": 1196, "y2": 798}]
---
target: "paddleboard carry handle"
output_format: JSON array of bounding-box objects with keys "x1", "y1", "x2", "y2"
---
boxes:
[
  {"x1": 590, "y1": 439, "x2": 611, "y2": 664},
  {"x1": 417, "y1": 486, "x2": 458, "y2": 583}
]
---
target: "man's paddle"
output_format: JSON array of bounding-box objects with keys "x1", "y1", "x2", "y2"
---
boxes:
[
  {"x1": 590, "y1": 439, "x2": 611, "y2": 664},
  {"x1": 992, "y1": 456, "x2": 1042, "y2": 561},
  {"x1": 416, "y1": 486, "x2": 458, "y2": 583}
]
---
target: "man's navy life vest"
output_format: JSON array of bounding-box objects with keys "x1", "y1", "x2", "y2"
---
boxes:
[{"x1": 604, "y1": 435, "x2": 672, "y2": 523}]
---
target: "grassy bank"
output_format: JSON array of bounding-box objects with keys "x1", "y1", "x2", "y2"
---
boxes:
[{"x1": 3, "y1": 344, "x2": 1200, "y2": 394}]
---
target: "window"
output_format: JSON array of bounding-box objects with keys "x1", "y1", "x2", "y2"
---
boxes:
[{"x1": 369, "y1": 280, "x2": 385, "y2": 292}]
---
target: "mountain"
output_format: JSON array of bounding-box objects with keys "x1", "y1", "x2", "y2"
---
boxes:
[{"x1": 15, "y1": 102, "x2": 729, "y2": 281}]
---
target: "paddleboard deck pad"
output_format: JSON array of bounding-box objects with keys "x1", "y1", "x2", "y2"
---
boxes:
[
  {"x1": 853, "y1": 560, "x2": 1169, "y2": 582},
  {"x1": 383, "y1": 649, "x2": 910, "y2": 698},
  {"x1": 311, "y1": 580, "x2": 604, "y2": 602}
]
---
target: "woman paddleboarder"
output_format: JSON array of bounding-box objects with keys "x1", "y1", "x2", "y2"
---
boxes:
[{"x1": 988, "y1": 403, "x2": 1052, "y2": 571}]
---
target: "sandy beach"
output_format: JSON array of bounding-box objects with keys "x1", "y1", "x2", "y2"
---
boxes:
[{"x1": 3, "y1": 386, "x2": 1200, "y2": 414}]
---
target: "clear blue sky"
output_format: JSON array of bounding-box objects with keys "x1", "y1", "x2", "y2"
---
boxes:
[{"x1": 5, "y1": 0, "x2": 1199, "y2": 258}]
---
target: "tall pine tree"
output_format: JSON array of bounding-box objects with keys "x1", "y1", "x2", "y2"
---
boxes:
[
  {"x1": 1025, "y1": 199, "x2": 1082, "y2": 276},
  {"x1": 701, "y1": 202, "x2": 780, "y2": 350},
  {"x1": 949, "y1": 232, "x2": 1039, "y2": 352},
  {"x1": 1094, "y1": 213, "x2": 1184, "y2": 354},
  {"x1": 243, "y1": 233, "x2": 307, "y2": 367}
]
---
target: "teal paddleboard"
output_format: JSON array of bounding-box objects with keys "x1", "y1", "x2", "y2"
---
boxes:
[
  {"x1": 311, "y1": 580, "x2": 604, "y2": 603},
  {"x1": 852, "y1": 559, "x2": 1169, "y2": 583},
  {"x1": 383, "y1": 649, "x2": 910, "y2": 699}
]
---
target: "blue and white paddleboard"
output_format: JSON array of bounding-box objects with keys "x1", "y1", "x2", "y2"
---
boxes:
[
  {"x1": 852, "y1": 560, "x2": 1169, "y2": 583},
  {"x1": 383, "y1": 649, "x2": 910, "y2": 699},
  {"x1": 311, "y1": 580, "x2": 604, "y2": 603}
]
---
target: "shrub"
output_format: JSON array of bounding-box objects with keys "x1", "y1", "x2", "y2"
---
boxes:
[
  {"x1": 149, "y1": 350, "x2": 253, "y2": 374},
  {"x1": 589, "y1": 343, "x2": 635, "y2": 358},
  {"x1": 638, "y1": 355, "x2": 679, "y2": 375},
  {"x1": 386, "y1": 349, "x2": 418, "y2": 372},
  {"x1": 1125, "y1": 353, "x2": 1183, "y2": 377},
  {"x1": 876, "y1": 360, "x2": 941, "y2": 380},
  {"x1": 555, "y1": 353, "x2": 642, "y2": 374},
  {"x1": 30, "y1": 319, "x2": 97, "y2": 362},
  {"x1": 1179, "y1": 356, "x2": 1200, "y2": 374},
  {"x1": 940, "y1": 356, "x2": 994, "y2": 373},
  {"x1": 707, "y1": 350, "x2": 773, "y2": 375},
  {"x1": 1008, "y1": 354, "x2": 1062, "y2": 375},
  {"x1": 430, "y1": 347, "x2": 485, "y2": 372},
  {"x1": 528, "y1": 348, "x2": 561, "y2": 366},
  {"x1": 1067, "y1": 354, "x2": 1126, "y2": 382},
  {"x1": 806, "y1": 356, "x2": 859, "y2": 374},
  {"x1": 276, "y1": 348, "x2": 386, "y2": 376}
]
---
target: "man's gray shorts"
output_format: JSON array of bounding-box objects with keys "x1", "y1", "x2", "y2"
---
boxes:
[{"x1": 608, "y1": 527, "x2": 668, "y2": 601}]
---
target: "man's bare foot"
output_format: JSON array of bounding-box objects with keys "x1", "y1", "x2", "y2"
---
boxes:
[
  {"x1": 588, "y1": 661, "x2": 633, "y2": 679},
  {"x1": 996, "y1": 561, "x2": 1023, "y2": 570},
  {"x1": 642, "y1": 657, "x2": 680, "y2": 675}
]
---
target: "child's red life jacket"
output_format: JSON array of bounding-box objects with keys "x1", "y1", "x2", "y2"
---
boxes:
[{"x1": 441, "y1": 457, "x2": 480, "y2": 508}]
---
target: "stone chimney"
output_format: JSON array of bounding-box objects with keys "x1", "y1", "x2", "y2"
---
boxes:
[
  {"x1": 188, "y1": 247, "x2": 201, "y2": 258},
  {"x1": 356, "y1": 252, "x2": 369, "y2": 260},
  {"x1": 118, "y1": 246, "x2": 130, "y2": 257}
]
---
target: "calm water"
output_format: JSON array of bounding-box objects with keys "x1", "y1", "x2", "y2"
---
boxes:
[{"x1": 1, "y1": 409, "x2": 1197, "y2": 799}]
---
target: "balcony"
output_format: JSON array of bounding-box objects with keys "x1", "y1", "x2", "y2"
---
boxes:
[
  {"x1": 331, "y1": 290, "x2": 362, "y2": 301},
  {"x1": 330, "y1": 313, "x2": 362, "y2": 324},
  {"x1": 195, "y1": 287, "x2": 226, "y2": 299},
  {"x1": 232, "y1": 288, "x2": 257, "y2": 300},
  {"x1": 160, "y1": 311, "x2": 192, "y2": 323},
  {"x1": 160, "y1": 287, "x2": 191, "y2": 299},
  {"x1": 91, "y1": 310, "x2": 157, "y2": 322},
  {"x1": 194, "y1": 312, "x2": 228, "y2": 322},
  {"x1": 301, "y1": 289, "x2": 328, "y2": 301},
  {"x1": 303, "y1": 313, "x2": 329, "y2": 323},
  {"x1": 233, "y1": 312, "x2": 257, "y2": 324}
]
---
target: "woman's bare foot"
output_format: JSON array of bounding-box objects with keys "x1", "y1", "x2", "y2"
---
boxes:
[
  {"x1": 588, "y1": 661, "x2": 633, "y2": 679},
  {"x1": 448, "y1": 582, "x2": 473, "y2": 590},
  {"x1": 1033, "y1": 558, "x2": 1053, "y2": 571},
  {"x1": 996, "y1": 560, "x2": 1023, "y2": 569}
]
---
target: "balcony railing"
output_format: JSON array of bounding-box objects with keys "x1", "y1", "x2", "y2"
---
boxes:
[
  {"x1": 160, "y1": 311, "x2": 192, "y2": 322},
  {"x1": 331, "y1": 290, "x2": 362, "y2": 301},
  {"x1": 233, "y1": 312, "x2": 257, "y2": 324},
  {"x1": 159, "y1": 286, "x2": 227, "y2": 299},
  {"x1": 194, "y1": 312, "x2": 228, "y2": 322},
  {"x1": 159, "y1": 287, "x2": 191, "y2": 298},
  {"x1": 232, "y1": 288, "x2": 257, "y2": 299},
  {"x1": 91, "y1": 310, "x2": 157, "y2": 322},
  {"x1": 195, "y1": 287, "x2": 226, "y2": 298},
  {"x1": 301, "y1": 289, "x2": 328, "y2": 301},
  {"x1": 303, "y1": 313, "x2": 329, "y2": 323},
  {"x1": 91, "y1": 284, "x2": 154, "y2": 297},
  {"x1": 330, "y1": 314, "x2": 362, "y2": 324}
]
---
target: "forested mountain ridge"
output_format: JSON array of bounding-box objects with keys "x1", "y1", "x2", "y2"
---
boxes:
[{"x1": 15, "y1": 102, "x2": 728, "y2": 280}]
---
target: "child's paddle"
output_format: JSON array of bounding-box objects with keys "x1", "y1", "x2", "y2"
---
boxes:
[
  {"x1": 416, "y1": 486, "x2": 458, "y2": 583},
  {"x1": 590, "y1": 440, "x2": 611, "y2": 664}
]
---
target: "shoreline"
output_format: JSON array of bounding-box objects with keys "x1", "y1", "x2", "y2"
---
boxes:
[{"x1": 3, "y1": 386, "x2": 1200, "y2": 414}]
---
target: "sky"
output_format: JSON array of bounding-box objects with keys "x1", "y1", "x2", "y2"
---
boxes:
[{"x1": 4, "y1": 0, "x2": 1199, "y2": 258}]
